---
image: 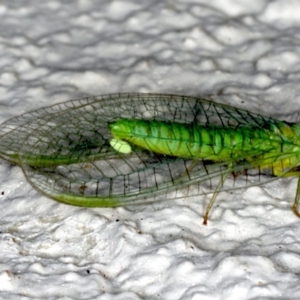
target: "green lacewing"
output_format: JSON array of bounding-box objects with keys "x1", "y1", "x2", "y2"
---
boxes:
[{"x1": 1, "y1": 93, "x2": 300, "y2": 224}]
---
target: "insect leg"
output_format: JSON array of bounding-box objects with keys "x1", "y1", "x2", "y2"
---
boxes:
[
  {"x1": 202, "y1": 170, "x2": 231, "y2": 225},
  {"x1": 292, "y1": 176, "x2": 300, "y2": 217},
  {"x1": 181, "y1": 160, "x2": 199, "y2": 177}
]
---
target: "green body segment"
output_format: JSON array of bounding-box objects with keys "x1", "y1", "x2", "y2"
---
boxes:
[{"x1": 109, "y1": 118, "x2": 300, "y2": 171}]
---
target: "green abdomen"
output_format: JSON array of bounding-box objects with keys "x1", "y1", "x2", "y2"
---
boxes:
[{"x1": 109, "y1": 118, "x2": 283, "y2": 161}]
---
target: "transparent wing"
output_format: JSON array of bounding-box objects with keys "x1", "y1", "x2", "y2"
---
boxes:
[{"x1": 0, "y1": 93, "x2": 295, "y2": 206}]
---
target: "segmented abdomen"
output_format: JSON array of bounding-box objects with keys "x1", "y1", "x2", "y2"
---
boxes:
[{"x1": 109, "y1": 118, "x2": 284, "y2": 161}]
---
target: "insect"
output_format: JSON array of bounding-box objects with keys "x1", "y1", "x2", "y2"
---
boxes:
[{"x1": 0, "y1": 93, "x2": 300, "y2": 225}]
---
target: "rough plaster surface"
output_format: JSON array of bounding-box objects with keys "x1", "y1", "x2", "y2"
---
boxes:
[{"x1": 1, "y1": 1, "x2": 300, "y2": 299}]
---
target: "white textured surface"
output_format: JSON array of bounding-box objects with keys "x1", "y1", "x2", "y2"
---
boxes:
[{"x1": 1, "y1": 1, "x2": 300, "y2": 299}]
